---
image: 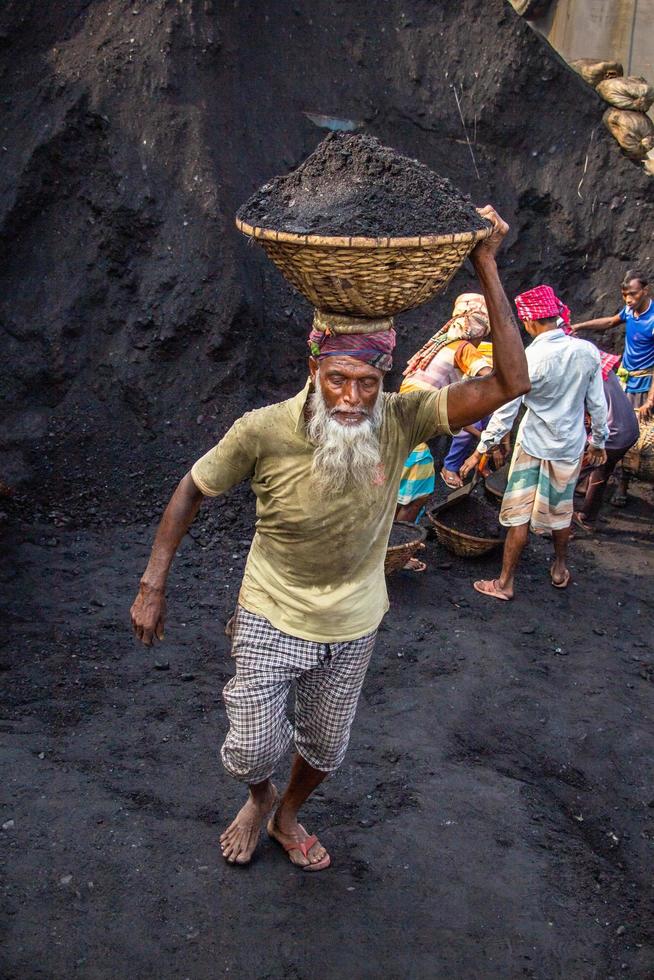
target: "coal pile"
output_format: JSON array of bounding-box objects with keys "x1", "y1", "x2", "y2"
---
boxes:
[
  {"x1": 435, "y1": 494, "x2": 503, "y2": 538},
  {"x1": 237, "y1": 132, "x2": 488, "y2": 237},
  {"x1": 388, "y1": 521, "x2": 425, "y2": 547}
]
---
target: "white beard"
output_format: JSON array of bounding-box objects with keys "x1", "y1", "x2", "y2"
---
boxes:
[{"x1": 306, "y1": 375, "x2": 384, "y2": 497}]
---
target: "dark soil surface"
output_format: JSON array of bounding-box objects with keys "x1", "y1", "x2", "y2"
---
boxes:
[
  {"x1": 388, "y1": 521, "x2": 425, "y2": 547},
  {"x1": 237, "y1": 132, "x2": 488, "y2": 237},
  {"x1": 434, "y1": 492, "x2": 504, "y2": 539},
  {"x1": 3, "y1": 485, "x2": 654, "y2": 979}
]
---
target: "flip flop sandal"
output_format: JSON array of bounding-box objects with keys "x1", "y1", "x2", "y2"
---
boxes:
[
  {"x1": 440, "y1": 468, "x2": 463, "y2": 489},
  {"x1": 473, "y1": 579, "x2": 512, "y2": 601},
  {"x1": 550, "y1": 569, "x2": 571, "y2": 589},
  {"x1": 267, "y1": 821, "x2": 331, "y2": 872},
  {"x1": 403, "y1": 557, "x2": 427, "y2": 573},
  {"x1": 572, "y1": 512, "x2": 594, "y2": 533}
]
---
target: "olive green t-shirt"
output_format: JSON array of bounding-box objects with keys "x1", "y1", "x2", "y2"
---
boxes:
[{"x1": 191, "y1": 379, "x2": 451, "y2": 642}]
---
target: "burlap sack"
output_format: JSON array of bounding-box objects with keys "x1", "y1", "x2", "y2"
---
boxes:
[
  {"x1": 509, "y1": 0, "x2": 552, "y2": 15},
  {"x1": 603, "y1": 108, "x2": 654, "y2": 160},
  {"x1": 597, "y1": 76, "x2": 654, "y2": 113},
  {"x1": 570, "y1": 58, "x2": 623, "y2": 88}
]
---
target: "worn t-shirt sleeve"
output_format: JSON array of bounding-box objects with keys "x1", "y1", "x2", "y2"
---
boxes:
[
  {"x1": 618, "y1": 305, "x2": 627, "y2": 323},
  {"x1": 190, "y1": 417, "x2": 256, "y2": 496},
  {"x1": 399, "y1": 387, "x2": 452, "y2": 446}
]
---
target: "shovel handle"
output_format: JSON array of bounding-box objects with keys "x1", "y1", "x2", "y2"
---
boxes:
[{"x1": 471, "y1": 453, "x2": 488, "y2": 487}]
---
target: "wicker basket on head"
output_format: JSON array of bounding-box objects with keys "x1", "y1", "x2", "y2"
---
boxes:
[
  {"x1": 235, "y1": 219, "x2": 491, "y2": 317},
  {"x1": 384, "y1": 522, "x2": 427, "y2": 574},
  {"x1": 427, "y1": 510, "x2": 503, "y2": 558}
]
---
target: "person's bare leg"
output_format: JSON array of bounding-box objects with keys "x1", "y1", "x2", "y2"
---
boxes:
[
  {"x1": 220, "y1": 778, "x2": 278, "y2": 864},
  {"x1": 396, "y1": 494, "x2": 429, "y2": 524},
  {"x1": 497, "y1": 523, "x2": 530, "y2": 595},
  {"x1": 474, "y1": 523, "x2": 529, "y2": 599},
  {"x1": 268, "y1": 754, "x2": 330, "y2": 868},
  {"x1": 551, "y1": 525, "x2": 571, "y2": 586}
]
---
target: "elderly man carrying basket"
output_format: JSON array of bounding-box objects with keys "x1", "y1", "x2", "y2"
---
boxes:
[{"x1": 130, "y1": 207, "x2": 529, "y2": 873}]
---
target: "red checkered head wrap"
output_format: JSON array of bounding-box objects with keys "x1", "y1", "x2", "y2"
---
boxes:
[
  {"x1": 514, "y1": 285, "x2": 571, "y2": 327},
  {"x1": 598, "y1": 350, "x2": 621, "y2": 381}
]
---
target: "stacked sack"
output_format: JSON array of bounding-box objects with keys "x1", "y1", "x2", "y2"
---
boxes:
[{"x1": 570, "y1": 59, "x2": 654, "y2": 170}]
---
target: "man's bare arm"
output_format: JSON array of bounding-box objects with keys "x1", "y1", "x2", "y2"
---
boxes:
[
  {"x1": 130, "y1": 472, "x2": 204, "y2": 646},
  {"x1": 446, "y1": 206, "x2": 530, "y2": 431},
  {"x1": 570, "y1": 314, "x2": 622, "y2": 333}
]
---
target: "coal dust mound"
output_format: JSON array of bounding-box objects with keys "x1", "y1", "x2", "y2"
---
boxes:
[
  {"x1": 388, "y1": 522, "x2": 424, "y2": 547},
  {"x1": 436, "y1": 495, "x2": 503, "y2": 539},
  {"x1": 237, "y1": 132, "x2": 488, "y2": 238}
]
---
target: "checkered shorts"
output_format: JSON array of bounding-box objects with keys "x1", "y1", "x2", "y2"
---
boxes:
[{"x1": 220, "y1": 606, "x2": 377, "y2": 783}]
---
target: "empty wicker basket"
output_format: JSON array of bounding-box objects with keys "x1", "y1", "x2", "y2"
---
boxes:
[
  {"x1": 235, "y1": 219, "x2": 490, "y2": 318},
  {"x1": 427, "y1": 510, "x2": 503, "y2": 558},
  {"x1": 384, "y1": 522, "x2": 427, "y2": 574}
]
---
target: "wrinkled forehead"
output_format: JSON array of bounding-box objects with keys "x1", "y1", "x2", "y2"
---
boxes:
[{"x1": 314, "y1": 355, "x2": 384, "y2": 382}]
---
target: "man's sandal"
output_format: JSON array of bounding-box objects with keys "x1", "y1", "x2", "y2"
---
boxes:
[
  {"x1": 440, "y1": 467, "x2": 463, "y2": 489},
  {"x1": 267, "y1": 820, "x2": 331, "y2": 872},
  {"x1": 572, "y1": 512, "x2": 594, "y2": 533},
  {"x1": 403, "y1": 556, "x2": 427, "y2": 573},
  {"x1": 550, "y1": 567, "x2": 571, "y2": 589},
  {"x1": 473, "y1": 579, "x2": 512, "y2": 601}
]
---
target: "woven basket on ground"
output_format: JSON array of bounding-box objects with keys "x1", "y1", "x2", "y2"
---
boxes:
[
  {"x1": 235, "y1": 218, "x2": 490, "y2": 317},
  {"x1": 427, "y1": 510, "x2": 503, "y2": 558},
  {"x1": 384, "y1": 522, "x2": 427, "y2": 574},
  {"x1": 622, "y1": 418, "x2": 654, "y2": 482}
]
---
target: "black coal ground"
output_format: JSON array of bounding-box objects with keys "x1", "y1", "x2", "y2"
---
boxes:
[{"x1": 2, "y1": 486, "x2": 654, "y2": 979}]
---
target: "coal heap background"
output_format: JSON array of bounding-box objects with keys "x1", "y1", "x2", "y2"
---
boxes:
[{"x1": 1, "y1": 0, "x2": 652, "y2": 521}]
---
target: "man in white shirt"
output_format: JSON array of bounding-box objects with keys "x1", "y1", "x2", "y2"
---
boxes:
[{"x1": 461, "y1": 285, "x2": 608, "y2": 600}]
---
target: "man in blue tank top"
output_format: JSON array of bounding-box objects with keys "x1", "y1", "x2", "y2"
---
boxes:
[{"x1": 571, "y1": 268, "x2": 653, "y2": 504}]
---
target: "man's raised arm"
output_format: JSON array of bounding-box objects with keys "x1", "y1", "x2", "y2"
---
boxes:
[
  {"x1": 130, "y1": 472, "x2": 204, "y2": 646},
  {"x1": 570, "y1": 314, "x2": 622, "y2": 333},
  {"x1": 445, "y1": 206, "x2": 530, "y2": 431}
]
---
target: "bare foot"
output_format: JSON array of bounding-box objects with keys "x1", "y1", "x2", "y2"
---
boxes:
[
  {"x1": 220, "y1": 783, "x2": 278, "y2": 865},
  {"x1": 267, "y1": 811, "x2": 331, "y2": 871},
  {"x1": 473, "y1": 578, "x2": 513, "y2": 601}
]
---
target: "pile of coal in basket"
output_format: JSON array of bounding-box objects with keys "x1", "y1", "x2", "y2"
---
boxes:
[
  {"x1": 237, "y1": 132, "x2": 488, "y2": 238},
  {"x1": 435, "y1": 494, "x2": 504, "y2": 539},
  {"x1": 389, "y1": 523, "x2": 424, "y2": 548}
]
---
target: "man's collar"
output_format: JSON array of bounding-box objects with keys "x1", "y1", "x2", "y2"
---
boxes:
[
  {"x1": 289, "y1": 377, "x2": 313, "y2": 434},
  {"x1": 633, "y1": 299, "x2": 652, "y2": 320},
  {"x1": 529, "y1": 327, "x2": 564, "y2": 346}
]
